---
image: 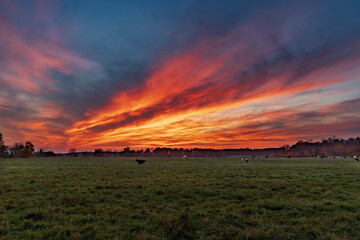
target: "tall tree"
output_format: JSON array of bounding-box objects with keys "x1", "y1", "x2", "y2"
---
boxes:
[
  {"x1": 24, "y1": 141, "x2": 35, "y2": 157},
  {"x1": 0, "y1": 133, "x2": 8, "y2": 157}
]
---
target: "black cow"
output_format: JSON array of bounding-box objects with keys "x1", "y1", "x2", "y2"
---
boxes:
[{"x1": 136, "y1": 159, "x2": 146, "y2": 165}]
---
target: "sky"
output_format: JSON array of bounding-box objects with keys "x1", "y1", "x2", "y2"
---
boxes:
[{"x1": 0, "y1": 0, "x2": 360, "y2": 152}]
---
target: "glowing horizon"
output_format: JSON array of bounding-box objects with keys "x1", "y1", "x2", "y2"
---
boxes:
[{"x1": 0, "y1": 0, "x2": 360, "y2": 152}]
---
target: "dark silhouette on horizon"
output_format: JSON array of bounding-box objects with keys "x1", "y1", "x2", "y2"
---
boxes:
[{"x1": 0, "y1": 132, "x2": 359, "y2": 159}]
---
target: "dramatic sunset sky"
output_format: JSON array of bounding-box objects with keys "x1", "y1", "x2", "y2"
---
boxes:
[{"x1": 0, "y1": 0, "x2": 360, "y2": 152}]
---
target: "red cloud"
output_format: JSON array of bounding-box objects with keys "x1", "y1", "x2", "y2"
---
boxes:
[{"x1": 66, "y1": 22, "x2": 360, "y2": 150}]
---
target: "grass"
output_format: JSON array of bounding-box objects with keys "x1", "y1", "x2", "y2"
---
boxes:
[{"x1": 1, "y1": 157, "x2": 360, "y2": 239}]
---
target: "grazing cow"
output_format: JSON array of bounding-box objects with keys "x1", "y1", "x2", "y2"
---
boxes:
[
  {"x1": 183, "y1": 155, "x2": 188, "y2": 160},
  {"x1": 241, "y1": 157, "x2": 248, "y2": 163},
  {"x1": 353, "y1": 156, "x2": 359, "y2": 162},
  {"x1": 136, "y1": 159, "x2": 146, "y2": 165}
]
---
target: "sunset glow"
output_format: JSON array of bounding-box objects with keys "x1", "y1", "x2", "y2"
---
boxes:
[{"x1": 1, "y1": 0, "x2": 360, "y2": 152}]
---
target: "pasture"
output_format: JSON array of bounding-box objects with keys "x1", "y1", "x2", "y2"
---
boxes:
[{"x1": 1, "y1": 157, "x2": 360, "y2": 239}]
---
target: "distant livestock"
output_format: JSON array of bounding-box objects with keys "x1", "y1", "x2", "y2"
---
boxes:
[
  {"x1": 354, "y1": 156, "x2": 359, "y2": 162},
  {"x1": 136, "y1": 159, "x2": 146, "y2": 165},
  {"x1": 183, "y1": 155, "x2": 188, "y2": 160},
  {"x1": 241, "y1": 157, "x2": 248, "y2": 163}
]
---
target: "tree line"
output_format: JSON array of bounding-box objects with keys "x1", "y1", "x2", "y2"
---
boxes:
[
  {"x1": 71, "y1": 137, "x2": 360, "y2": 158},
  {"x1": 284, "y1": 137, "x2": 360, "y2": 158},
  {"x1": 0, "y1": 131, "x2": 359, "y2": 158},
  {"x1": 0, "y1": 133, "x2": 35, "y2": 158}
]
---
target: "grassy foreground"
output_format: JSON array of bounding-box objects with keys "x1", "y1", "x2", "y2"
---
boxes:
[{"x1": 1, "y1": 157, "x2": 360, "y2": 240}]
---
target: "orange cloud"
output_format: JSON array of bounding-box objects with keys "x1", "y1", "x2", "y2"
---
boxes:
[
  {"x1": 66, "y1": 25, "x2": 360, "y2": 150},
  {"x1": 0, "y1": 2, "x2": 98, "y2": 150}
]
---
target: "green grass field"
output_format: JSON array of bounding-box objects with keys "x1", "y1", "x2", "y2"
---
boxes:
[{"x1": 1, "y1": 157, "x2": 360, "y2": 240}]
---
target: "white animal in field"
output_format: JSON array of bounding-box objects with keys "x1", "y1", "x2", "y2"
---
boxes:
[
  {"x1": 183, "y1": 155, "x2": 188, "y2": 160},
  {"x1": 241, "y1": 157, "x2": 248, "y2": 163},
  {"x1": 353, "y1": 156, "x2": 359, "y2": 162}
]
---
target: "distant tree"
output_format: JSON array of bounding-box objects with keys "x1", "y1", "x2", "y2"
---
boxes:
[
  {"x1": 94, "y1": 148, "x2": 104, "y2": 156},
  {"x1": 143, "y1": 148, "x2": 151, "y2": 157},
  {"x1": 121, "y1": 147, "x2": 131, "y2": 156},
  {"x1": 38, "y1": 150, "x2": 56, "y2": 157},
  {"x1": 0, "y1": 133, "x2": 8, "y2": 158},
  {"x1": 11, "y1": 143, "x2": 25, "y2": 158},
  {"x1": 24, "y1": 142, "x2": 35, "y2": 157},
  {"x1": 0, "y1": 132, "x2": 3, "y2": 146},
  {"x1": 137, "y1": 149, "x2": 144, "y2": 156},
  {"x1": 69, "y1": 148, "x2": 77, "y2": 154},
  {"x1": 283, "y1": 145, "x2": 291, "y2": 151},
  {"x1": 9, "y1": 141, "x2": 35, "y2": 158}
]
